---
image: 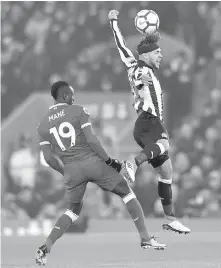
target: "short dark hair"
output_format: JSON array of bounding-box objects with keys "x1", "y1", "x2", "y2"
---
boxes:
[
  {"x1": 137, "y1": 31, "x2": 161, "y2": 54},
  {"x1": 51, "y1": 81, "x2": 69, "y2": 100}
]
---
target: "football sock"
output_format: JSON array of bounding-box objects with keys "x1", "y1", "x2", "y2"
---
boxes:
[
  {"x1": 135, "y1": 143, "x2": 165, "y2": 166},
  {"x1": 45, "y1": 210, "x2": 79, "y2": 252},
  {"x1": 125, "y1": 198, "x2": 151, "y2": 241},
  {"x1": 143, "y1": 143, "x2": 164, "y2": 160},
  {"x1": 158, "y1": 180, "x2": 175, "y2": 219}
]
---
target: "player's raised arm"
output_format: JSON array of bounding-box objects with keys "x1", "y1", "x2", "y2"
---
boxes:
[
  {"x1": 80, "y1": 107, "x2": 122, "y2": 172},
  {"x1": 37, "y1": 130, "x2": 64, "y2": 175},
  {"x1": 108, "y1": 10, "x2": 137, "y2": 68}
]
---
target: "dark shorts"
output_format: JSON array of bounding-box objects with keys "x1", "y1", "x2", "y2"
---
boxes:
[
  {"x1": 133, "y1": 111, "x2": 169, "y2": 168},
  {"x1": 63, "y1": 156, "x2": 129, "y2": 203}
]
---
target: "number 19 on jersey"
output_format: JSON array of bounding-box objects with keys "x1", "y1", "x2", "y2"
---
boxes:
[{"x1": 50, "y1": 122, "x2": 76, "y2": 151}]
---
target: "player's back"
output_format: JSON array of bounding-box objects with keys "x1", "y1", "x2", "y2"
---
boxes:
[{"x1": 37, "y1": 103, "x2": 96, "y2": 164}]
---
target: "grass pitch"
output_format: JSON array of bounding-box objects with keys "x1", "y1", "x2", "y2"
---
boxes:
[{"x1": 1, "y1": 219, "x2": 221, "y2": 268}]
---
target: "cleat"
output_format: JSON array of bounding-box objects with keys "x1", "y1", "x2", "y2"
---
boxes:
[
  {"x1": 36, "y1": 245, "x2": 48, "y2": 266},
  {"x1": 141, "y1": 236, "x2": 167, "y2": 250},
  {"x1": 120, "y1": 160, "x2": 135, "y2": 183},
  {"x1": 162, "y1": 220, "x2": 191, "y2": 234}
]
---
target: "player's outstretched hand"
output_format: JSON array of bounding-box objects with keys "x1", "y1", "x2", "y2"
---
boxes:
[
  {"x1": 106, "y1": 158, "x2": 122, "y2": 172},
  {"x1": 141, "y1": 73, "x2": 152, "y2": 86},
  {"x1": 108, "y1": 10, "x2": 119, "y2": 21}
]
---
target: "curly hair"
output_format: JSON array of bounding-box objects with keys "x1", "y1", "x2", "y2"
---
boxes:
[{"x1": 137, "y1": 30, "x2": 161, "y2": 53}]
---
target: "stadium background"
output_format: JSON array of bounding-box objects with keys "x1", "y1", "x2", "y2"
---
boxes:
[{"x1": 1, "y1": 1, "x2": 221, "y2": 236}]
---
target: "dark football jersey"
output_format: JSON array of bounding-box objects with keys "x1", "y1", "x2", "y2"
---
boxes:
[{"x1": 37, "y1": 103, "x2": 96, "y2": 164}]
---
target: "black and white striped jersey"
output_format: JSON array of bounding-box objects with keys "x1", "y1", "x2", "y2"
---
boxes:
[{"x1": 110, "y1": 19, "x2": 164, "y2": 121}]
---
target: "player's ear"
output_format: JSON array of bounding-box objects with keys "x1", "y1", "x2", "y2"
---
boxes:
[
  {"x1": 143, "y1": 53, "x2": 149, "y2": 60},
  {"x1": 63, "y1": 92, "x2": 68, "y2": 100}
]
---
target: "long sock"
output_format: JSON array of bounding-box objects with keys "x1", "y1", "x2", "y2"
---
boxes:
[
  {"x1": 142, "y1": 143, "x2": 163, "y2": 160},
  {"x1": 135, "y1": 143, "x2": 164, "y2": 166},
  {"x1": 158, "y1": 180, "x2": 175, "y2": 219},
  {"x1": 125, "y1": 198, "x2": 151, "y2": 241},
  {"x1": 45, "y1": 210, "x2": 78, "y2": 252},
  {"x1": 163, "y1": 204, "x2": 175, "y2": 219}
]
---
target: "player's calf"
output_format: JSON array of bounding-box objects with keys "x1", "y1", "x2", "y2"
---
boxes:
[
  {"x1": 45, "y1": 208, "x2": 79, "y2": 252},
  {"x1": 158, "y1": 177, "x2": 175, "y2": 218},
  {"x1": 111, "y1": 179, "x2": 166, "y2": 247},
  {"x1": 35, "y1": 203, "x2": 81, "y2": 264},
  {"x1": 158, "y1": 179, "x2": 191, "y2": 234},
  {"x1": 156, "y1": 162, "x2": 191, "y2": 235}
]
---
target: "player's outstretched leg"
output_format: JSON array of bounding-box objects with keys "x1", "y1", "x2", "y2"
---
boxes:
[
  {"x1": 36, "y1": 202, "x2": 82, "y2": 265},
  {"x1": 155, "y1": 158, "x2": 191, "y2": 235},
  {"x1": 111, "y1": 179, "x2": 166, "y2": 250}
]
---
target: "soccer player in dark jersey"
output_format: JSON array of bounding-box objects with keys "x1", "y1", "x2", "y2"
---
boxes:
[
  {"x1": 108, "y1": 10, "x2": 190, "y2": 235},
  {"x1": 35, "y1": 81, "x2": 166, "y2": 265}
]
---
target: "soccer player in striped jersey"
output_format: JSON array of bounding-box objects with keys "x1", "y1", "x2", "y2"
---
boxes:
[
  {"x1": 108, "y1": 10, "x2": 190, "y2": 235},
  {"x1": 35, "y1": 81, "x2": 167, "y2": 265}
]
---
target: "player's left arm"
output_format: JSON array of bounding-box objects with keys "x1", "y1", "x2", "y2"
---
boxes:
[
  {"x1": 108, "y1": 10, "x2": 137, "y2": 68},
  {"x1": 37, "y1": 131, "x2": 64, "y2": 175},
  {"x1": 80, "y1": 107, "x2": 122, "y2": 172}
]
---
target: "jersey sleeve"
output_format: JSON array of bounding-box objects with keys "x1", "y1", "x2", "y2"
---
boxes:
[
  {"x1": 110, "y1": 19, "x2": 137, "y2": 68},
  {"x1": 133, "y1": 67, "x2": 144, "y2": 89},
  {"x1": 80, "y1": 107, "x2": 92, "y2": 130}
]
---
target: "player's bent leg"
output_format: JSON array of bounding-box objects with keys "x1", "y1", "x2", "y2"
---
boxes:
[
  {"x1": 36, "y1": 202, "x2": 82, "y2": 266},
  {"x1": 110, "y1": 178, "x2": 166, "y2": 250},
  {"x1": 154, "y1": 157, "x2": 191, "y2": 235},
  {"x1": 36, "y1": 182, "x2": 87, "y2": 266},
  {"x1": 135, "y1": 138, "x2": 169, "y2": 167}
]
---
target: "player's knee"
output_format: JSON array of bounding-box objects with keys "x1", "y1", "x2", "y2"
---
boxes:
[
  {"x1": 151, "y1": 152, "x2": 170, "y2": 168},
  {"x1": 111, "y1": 180, "x2": 137, "y2": 203},
  {"x1": 64, "y1": 208, "x2": 79, "y2": 222},
  {"x1": 156, "y1": 157, "x2": 173, "y2": 180},
  {"x1": 157, "y1": 139, "x2": 169, "y2": 153},
  {"x1": 122, "y1": 191, "x2": 137, "y2": 204},
  {"x1": 68, "y1": 201, "x2": 83, "y2": 215},
  {"x1": 158, "y1": 176, "x2": 172, "y2": 185}
]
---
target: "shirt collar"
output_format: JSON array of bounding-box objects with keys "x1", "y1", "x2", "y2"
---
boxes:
[{"x1": 49, "y1": 103, "x2": 68, "y2": 110}]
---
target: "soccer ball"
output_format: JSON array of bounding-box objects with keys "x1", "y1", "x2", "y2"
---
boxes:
[{"x1": 135, "y1": 10, "x2": 160, "y2": 35}]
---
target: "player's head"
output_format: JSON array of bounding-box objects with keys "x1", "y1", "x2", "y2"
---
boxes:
[
  {"x1": 51, "y1": 81, "x2": 75, "y2": 105},
  {"x1": 137, "y1": 31, "x2": 162, "y2": 69}
]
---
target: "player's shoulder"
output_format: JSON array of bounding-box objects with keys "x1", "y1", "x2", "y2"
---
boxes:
[
  {"x1": 134, "y1": 61, "x2": 152, "y2": 79},
  {"x1": 137, "y1": 61, "x2": 151, "y2": 72},
  {"x1": 69, "y1": 104, "x2": 90, "y2": 116}
]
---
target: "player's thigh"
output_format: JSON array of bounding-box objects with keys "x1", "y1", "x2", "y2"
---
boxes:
[
  {"x1": 110, "y1": 177, "x2": 134, "y2": 199},
  {"x1": 155, "y1": 158, "x2": 173, "y2": 181},
  {"x1": 88, "y1": 158, "x2": 125, "y2": 191},
  {"x1": 133, "y1": 113, "x2": 153, "y2": 148},
  {"x1": 143, "y1": 117, "x2": 169, "y2": 144},
  {"x1": 64, "y1": 182, "x2": 88, "y2": 204},
  {"x1": 63, "y1": 162, "x2": 88, "y2": 203},
  {"x1": 92, "y1": 160, "x2": 134, "y2": 199}
]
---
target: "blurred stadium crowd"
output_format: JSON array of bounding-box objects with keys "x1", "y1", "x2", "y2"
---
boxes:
[{"x1": 1, "y1": 1, "x2": 221, "y2": 232}]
